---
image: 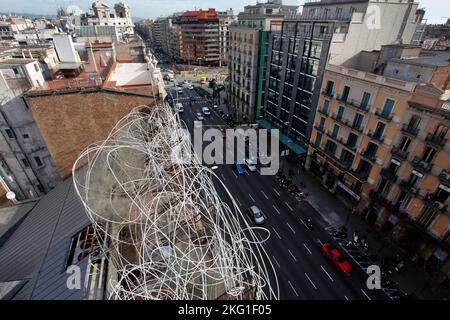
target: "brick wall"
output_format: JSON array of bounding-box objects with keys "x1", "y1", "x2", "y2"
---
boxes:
[{"x1": 25, "y1": 89, "x2": 157, "y2": 178}]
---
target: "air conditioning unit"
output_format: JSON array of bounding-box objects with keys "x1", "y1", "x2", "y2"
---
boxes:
[{"x1": 434, "y1": 201, "x2": 445, "y2": 210}]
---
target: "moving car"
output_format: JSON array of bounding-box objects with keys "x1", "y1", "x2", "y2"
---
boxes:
[
  {"x1": 321, "y1": 243, "x2": 351, "y2": 274},
  {"x1": 175, "y1": 103, "x2": 184, "y2": 113},
  {"x1": 202, "y1": 107, "x2": 211, "y2": 116},
  {"x1": 196, "y1": 112, "x2": 204, "y2": 121},
  {"x1": 233, "y1": 161, "x2": 246, "y2": 175},
  {"x1": 177, "y1": 87, "x2": 183, "y2": 94},
  {"x1": 245, "y1": 158, "x2": 257, "y2": 172},
  {"x1": 247, "y1": 206, "x2": 265, "y2": 225}
]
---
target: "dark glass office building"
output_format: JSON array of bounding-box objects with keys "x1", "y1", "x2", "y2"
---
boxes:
[{"x1": 259, "y1": 20, "x2": 333, "y2": 155}]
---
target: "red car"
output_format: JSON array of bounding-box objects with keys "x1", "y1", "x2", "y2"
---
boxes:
[{"x1": 321, "y1": 243, "x2": 351, "y2": 274}]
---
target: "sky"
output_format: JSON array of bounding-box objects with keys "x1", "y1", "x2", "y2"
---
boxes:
[{"x1": 0, "y1": 0, "x2": 447, "y2": 24}]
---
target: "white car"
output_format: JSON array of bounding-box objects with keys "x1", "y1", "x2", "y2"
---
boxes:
[
  {"x1": 175, "y1": 103, "x2": 184, "y2": 113},
  {"x1": 248, "y1": 206, "x2": 265, "y2": 225},
  {"x1": 196, "y1": 113, "x2": 204, "y2": 121},
  {"x1": 245, "y1": 158, "x2": 257, "y2": 172},
  {"x1": 202, "y1": 107, "x2": 211, "y2": 116},
  {"x1": 177, "y1": 88, "x2": 183, "y2": 94}
]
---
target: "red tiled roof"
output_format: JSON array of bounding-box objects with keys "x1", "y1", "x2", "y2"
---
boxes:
[{"x1": 182, "y1": 9, "x2": 217, "y2": 19}]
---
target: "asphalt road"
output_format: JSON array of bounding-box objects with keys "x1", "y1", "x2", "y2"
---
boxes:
[{"x1": 166, "y1": 82, "x2": 387, "y2": 301}]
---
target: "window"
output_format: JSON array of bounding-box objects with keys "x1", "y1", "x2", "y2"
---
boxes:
[
  {"x1": 399, "y1": 136, "x2": 411, "y2": 152},
  {"x1": 315, "y1": 132, "x2": 322, "y2": 146},
  {"x1": 324, "y1": 140, "x2": 337, "y2": 156},
  {"x1": 433, "y1": 124, "x2": 448, "y2": 140},
  {"x1": 37, "y1": 183, "x2": 44, "y2": 193},
  {"x1": 332, "y1": 124, "x2": 340, "y2": 137},
  {"x1": 21, "y1": 158, "x2": 30, "y2": 168},
  {"x1": 373, "y1": 122, "x2": 386, "y2": 138},
  {"x1": 324, "y1": 80, "x2": 334, "y2": 95},
  {"x1": 347, "y1": 132, "x2": 358, "y2": 148},
  {"x1": 341, "y1": 85, "x2": 350, "y2": 102},
  {"x1": 408, "y1": 115, "x2": 421, "y2": 129},
  {"x1": 340, "y1": 149, "x2": 355, "y2": 167},
  {"x1": 66, "y1": 225, "x2": 100, "y2": 269},
  {"x1": 409, "y1": 170, "x2": 423, "y2": 188},
  {"x1": 357, "y1": 159, "x2": 372, "y2": 178},
  {"x1": 34, "y1": 156, "x2": 43, "y2": 167},
  {"x1": 361, "y1": 92, "x2": 371, "y2": 108},
  {"x1": 22, "y1": 133, "x2": 29, "y2": 139},
  {"x1": 353, "y1": 113, "x2": 364, "y2": 130},
  {"x1": 366, "y1": 142, "x2": 378, "y2": 157},
  {"x1": 435, "y1": 184, "x2": 450, "y2": 204},
  {"x1": 378, "y1": 179, "x2": 392, "y2": 197},
  {"x1": 388, "y1": 159, "x2": 401, "y2": 174},
  {"x1": 319, "y1": 117, "x2": 325, "y2": 129},
  {"x1": 417, "y1": 206, "x2": 438, "y2": 228},
  {"x1": 323, "y1": 99, "x2": 330, "y2": 113},
  {"x1": 422, "y1": 146, "x2": 437, "y2": 163},
  {"x1": 382, "y1": 98, "x2": 395, "y2": 117},
  {"x1": 4, "y1": 128, "x2": 14, "y2": 139},
  {"x1": 337, "y1": 106, "x2": 345, "y2": 120}
]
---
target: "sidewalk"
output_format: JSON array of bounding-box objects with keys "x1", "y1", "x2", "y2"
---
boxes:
[{"x1": 281, "y1": 157, "x2": 449, "y2": 299}]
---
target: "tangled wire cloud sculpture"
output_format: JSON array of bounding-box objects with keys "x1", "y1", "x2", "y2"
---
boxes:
[{"x1": 73, "y1": 104, "x2": 279, "y2": 300}]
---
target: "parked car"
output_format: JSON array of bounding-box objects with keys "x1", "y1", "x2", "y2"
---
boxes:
[
  {"x1": 202, "y1": 107, "x2": 211, "y2": 116},
  {"x1": 177, "y1": 88, "x2": 183, "y2": 94},
  {"x1": 321, "y1": 243, "x2": 352, "y2": 274},
  {"x1": 245, "y1": 158, "x2": 257, "y2": 172},
  {"x1": 175, "y1": 103, "x2": 184, "y2": 113},
  {"x1": 233, "y1": 161, "x2": 246, "y2": 175},
  {"x1": 247, "y1": 206, "x2": 265, "y2": 225},
  {"x1": 196, "y1": 112, "x2": 204, "y2": 121}
]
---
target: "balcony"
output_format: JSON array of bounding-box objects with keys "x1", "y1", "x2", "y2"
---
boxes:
[
  {"x1": 314, "y1": 124, "x2": 325, "y2": 133},
  {"x1": 380, "y1": 168, "x2": 398, "y2": 183},
  {"x1": 425, "y1": 133, "x2": 447, "y2": 148},
  {"x1": 412, "y1": 156, "x2": 433, "y2": 173},
  {"x1": 391, "y1": 146, "x2": 409, "y2": 160},
  {"x1": 399, "y1": 180, "x2": 419, "y2": 196},
  {"x1": 321, "y1": 90, "x2": 334, "y2": 98},
  {"x1": 375, "y1": 109, "x2": 393, "y2": 121},
  {"x1": 331, "y1": 114, "x2": 363, "y2": 133},
  {"x1": 345, "y1": 142, "x2": 357, "y2": 152},
  {"x1": 423, "y1": 193, "x2": 448, "y2": 212},
  {"x1": 361, "y1": 149, "x2": 377, "y2": 162},
  {"x1": 367, "y1": 130, "x2": 385, "y2": 143},
  {"x1": 318, "y1": 108, "x2": 329, "y2": 116},
  {"x1": 335, "y1": 94, "x2": 370, "y2": 112},
  {"x1": 401, "y1": 124, "x2": 419, "y2": 137},
  {"x1": 438, "y1": 170, "x2": 450, "y2": 184}
]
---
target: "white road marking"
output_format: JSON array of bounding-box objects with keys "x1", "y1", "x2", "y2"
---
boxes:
[
  {"x1": 232, "y1": 171, "x2": 238, "y2": 178},
  {"x1": 249, "y1": 193, "x2": 255, "y2": 202},
  {"x1": 286, "y1": 202, "x2": 293, "y2": 211},
  {"x1": 261, "y1": 190, "x2": 269, "y2": 200},
  {"x1": 305, "y1": 273, "x2": 317, "y2": 290},
  {"x1": 300, "y1": 218, "x2": 308, "y2": 228},
  {"x1": 361, "y1": 289, "x2": 371, "y2": 300},
  {"x1": 272, "y1": 227, "x2": 282, "y2": 240},
  {"x1": 287, "y1": 280, "x2": 299, "y2": 297},
  {"x1": 320, "y1": 265, "x2": 334, "y2": 282},
  {"x1": 318, "y1": 239, "x2": 323, "y2": 246},
  {"x1": 235, "y1": 197, "x2": 242, "y2": 206},
  {"x1": 344, "y1": 295, "x2": 349, "y2": 300},
  {"x1": 303, "y1": 243, "x2": 312, "y2": 255},
  {"x1": 220, "y1": 173, "x2": 226, "y2": 181},
  {"x1": 287, "y1": 249, "x2": 297, "y2": 262},
  {"x1": 272, "y1": 205, "x2": 280, "y2": 215},
  {"x1": 286, "y1": 222, "x2": 296, "y2": 234},
  {"x1": 272, "y1": 255, "x2": 281, "y2": 269},
  {"x1": 273, "y1": 188, "x2": 280, "y2": 196}
]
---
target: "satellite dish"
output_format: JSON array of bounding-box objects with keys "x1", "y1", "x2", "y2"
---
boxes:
[{"x1": 6, "y1": 191, "x2": 16, "y2": 200}]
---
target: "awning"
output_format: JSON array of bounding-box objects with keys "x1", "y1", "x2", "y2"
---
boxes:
[{"x1": 256, "y1": 119, "x2": 307, "y2": 155}]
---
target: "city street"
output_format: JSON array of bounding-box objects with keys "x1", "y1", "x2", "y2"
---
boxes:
[{"x1": 167, "y1": 84, "x2": 388, "y2": 300}]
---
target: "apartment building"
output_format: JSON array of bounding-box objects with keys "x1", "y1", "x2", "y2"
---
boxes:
[
  {"x1": 259, "y1": 0, "x2": 423, "y2": 158},
  {"x1": 78, "y1": 1, "x2": 134, "y2": 40},
  {"x1": 307, "y1": 64, "x2": 417, "y2": 211},
  {"x1": 217, "y1": 10, "x2": 236, "y2": 66},
  {"x1": 173, "y1": 9, "x2": 220, "y2": 66},
  {"x1": 228, "y1": 0, "x2": 298, "y2": 123}
]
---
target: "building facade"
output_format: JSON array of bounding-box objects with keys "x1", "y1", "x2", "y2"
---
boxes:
[
  {"x1": 173, "y1": 9, "x2": 220, "y2": 66},
  {"x1": 228, "y1": 0, "x2": 299, "y2": 123},
  {"x1": 218, "y1": 9, "x2": 236, "y2": 67}
]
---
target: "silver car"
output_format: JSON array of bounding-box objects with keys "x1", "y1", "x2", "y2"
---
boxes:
[{"x1": 248, "y1": 206, "x2": 265, "y2": 225}]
